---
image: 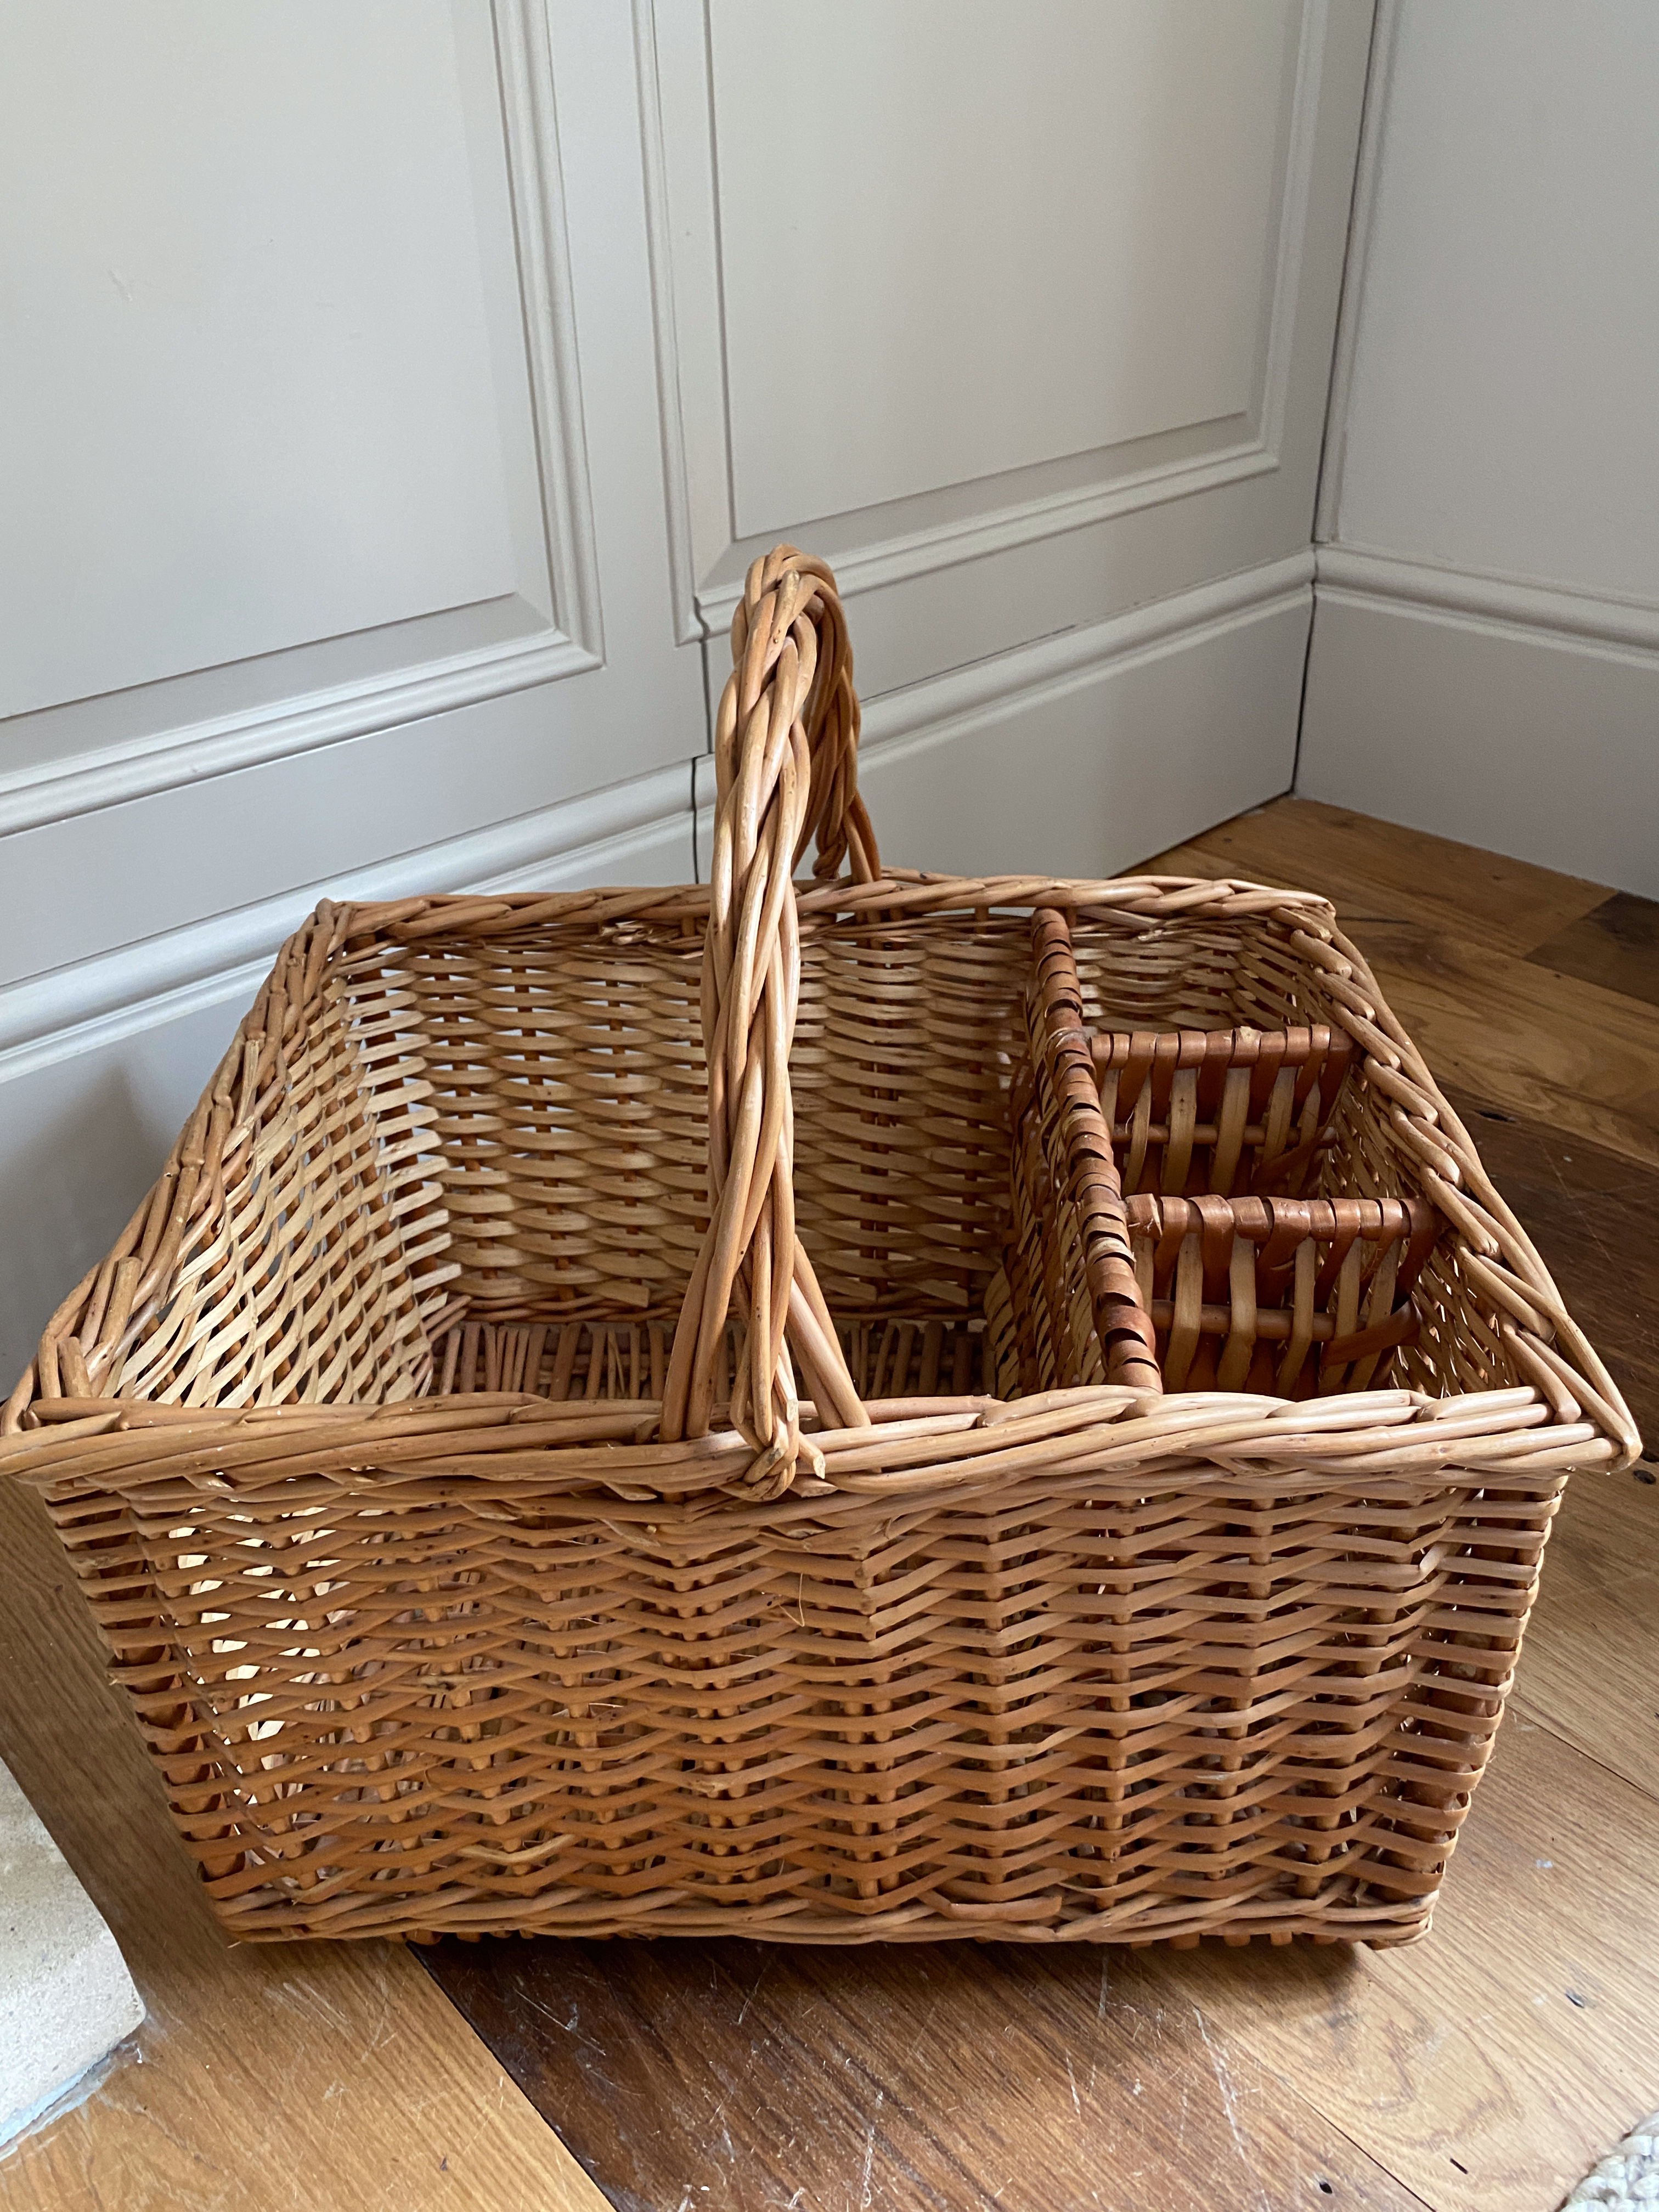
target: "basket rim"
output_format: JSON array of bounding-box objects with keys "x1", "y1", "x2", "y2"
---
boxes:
[
  {"x1": 0, "y1": 1377, "x2": 1626, "y2": 1501},
  {"x1": 2, "y1": 870, "x2": 1640, "y2": 1479}
]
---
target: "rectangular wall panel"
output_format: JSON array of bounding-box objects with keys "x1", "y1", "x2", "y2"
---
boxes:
[
  {"x1": 642, "y1": 0, "x2": 1372, "y2": 681},
  {"x1": 0, "y1": 0, "x2": 609, "y2": 823},
  {"x1": 710, "y1": 0, "x2": 1293, "y2": 533},
  {"x1": 1, "y1": 1, "x2": 517, "y2": 721}
]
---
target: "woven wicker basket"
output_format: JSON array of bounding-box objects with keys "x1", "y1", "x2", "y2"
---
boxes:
[{"x1": 2, "y1": 548, "x2": 1637, "y2": 1950}]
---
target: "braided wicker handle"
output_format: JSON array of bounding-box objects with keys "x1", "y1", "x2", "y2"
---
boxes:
[{"x1": 660, "y1": 548, "x2": 879, "y2": 1492}]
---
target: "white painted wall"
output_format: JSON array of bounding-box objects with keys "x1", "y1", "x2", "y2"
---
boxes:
[
  {"x1": 0, "y1": 0, "x2": 1373, "y2": 1396},
  {"x1": 0, "y1": 2, "x2": 706, "y2": 1397},
  {"x1": 1301, "y1": 0, "x2": 1659, "y2": 894}
]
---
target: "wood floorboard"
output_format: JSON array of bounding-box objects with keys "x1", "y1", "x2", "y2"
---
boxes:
[
  {"x1": 424, "y1": 1933, "x2": 1429, "y2": 2212},
  {"x1": 1514, "y1": 1465, "x2": 1659, "y2": 1802},
  {"x1": 1528, "y1": 893, "x2": 1659, "y2": 1012},
  {"x1": 1153, "y1": 797, "x2": 1607, "y2": 960},
  {"x1": 1436, "y1": 1087, "x2": 1658, "y2": 1453}
]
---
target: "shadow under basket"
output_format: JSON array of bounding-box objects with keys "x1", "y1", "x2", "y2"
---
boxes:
[{"x1": 0, "y1": 548, "x2": 1637, "y2": 1951}]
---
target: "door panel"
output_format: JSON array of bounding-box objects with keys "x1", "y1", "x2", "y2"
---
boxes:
[{"x1": 641, "y1": 0, "x2": 1374, "y2": 700}]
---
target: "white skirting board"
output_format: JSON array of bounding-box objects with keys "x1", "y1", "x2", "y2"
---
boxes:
[
  {"x1": 696, "y1": 553, "x2": 1313, "y2": 881},
  {"x1": 0, "y1": 555, "x2": 1310, "y2": 1389},
  {"x1": 0, "y1": 1758, "x2": 144, "y2": 2152},
  {"x1": 1300, "y1": 548, "x2": 1659, "y2": 899},
  {"x1": 853, "y1": 561, "x2": 1311, "y2": 881}
]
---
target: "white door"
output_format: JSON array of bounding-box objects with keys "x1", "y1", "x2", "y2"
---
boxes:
[{"x1": 0, "y1": 0, "x2": 1374, "y2": 1383}]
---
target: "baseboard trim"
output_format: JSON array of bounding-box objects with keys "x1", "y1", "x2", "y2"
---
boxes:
[
  {"x1": 7, "y1": 551, "x2": 1316, "y2": 1086},
  {"x1": 1316, "y1": 544, "x2": 1659, "y2": 662},
  {"x1": 698, "y1": 549, "x2": 1314, "y2": 831},
  {"x1": 862, "y1": 550, "x2": 1313, "y2": 757},
  {"x1": 0, "y1": 761, "x2": 693, "y2": 1084},
  {"x1": 1302, "y1": 546, "x2": 1659, "y2": 898}
]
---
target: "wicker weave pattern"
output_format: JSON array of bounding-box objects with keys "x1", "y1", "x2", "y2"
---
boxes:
[
  {"x1": 1094, "y1": 1021, "x2": 1353, "y2": 1198},
  {"x1": 1124, "y1": 1194, "x2": 1437, "y2": 1396},
  {"x1": 20, "y1": 1387, "x2": 1566, "y2": 1944},
  {"x1": 0, "y1": 548, "x2": 1638, "y2": 1949},
  {"x1": 1000, "y1": 910, "x2": 1439, "y2": 1404}
]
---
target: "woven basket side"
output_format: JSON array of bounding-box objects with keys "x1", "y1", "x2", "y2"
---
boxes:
[
  {"x1": 363, "y1": 922, "x2": 710, "y2": 1328},
  {"x1": 1070, "y1": 911, "x2": 1314, "y2": 1034},
  {"x1": 347, "y1": 913, "x2": 1032, "y2": 1342},
  {"x1": 119, "y1": 950, "x2": 455, "y2": 1409},
  {"x1": 1094, "y1": 1022, "x2": 1354, "y2": 1199},
  {"x1": 1001, "y1": 1058, "x2": 1092, "y2": 1395},
  {"x1": 792, "y1": 918, "x2": 1029, "y2": 1320},
  {"x1": 57, "y1": 1437, "x2": 1561, "y2": 1945},
  {"x1": 7, "y1": 913, "x2": 458, "y2": 1423}
]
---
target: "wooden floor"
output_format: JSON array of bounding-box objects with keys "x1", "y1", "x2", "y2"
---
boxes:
[{"x1": 2, "y1": 797, "x2": 1655, "y2": 2211}]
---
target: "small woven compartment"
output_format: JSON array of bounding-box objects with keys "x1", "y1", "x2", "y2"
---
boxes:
[
  {"x1": 1, "y1": 548, "x2": 1637, "y2": 1951},
  {"x1": 993, "y1": 909, "x2": 1439, "y2": 1400},
  {"x1": 1125, "y1": 1194, "x2": 1440, "y2": 1398},
  {"x1": 1096, "y1": 1021, "x2": 1353, "y2": 1198}
]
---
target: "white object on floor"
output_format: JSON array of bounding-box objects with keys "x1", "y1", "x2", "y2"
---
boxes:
[
  {"x1": 0, "y1": 1757, "x2": 144, "y2": 2149},
  {"x1": 1564, "y1": 2111, "x2": 1659, "y2": 2208}
]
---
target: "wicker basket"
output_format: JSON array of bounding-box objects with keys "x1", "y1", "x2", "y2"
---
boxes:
[{"x1": 1, "y1": 548, "x2": 1637, "y2": 1950}]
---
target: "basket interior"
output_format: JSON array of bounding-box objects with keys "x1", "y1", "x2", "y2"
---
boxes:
[
  {"x1": 387, "y1": 906, "x2": 1352, "y2": 1324},
  {"x1": 378, "y1": 912, "x2": 1033, "y2": 1404},
  {"x1": 376, "y1": 904, "x2": 1493, "y2": 1410},
  {"x1": 120, "y1": 904, "x2": 1502, "y2": 1412}
]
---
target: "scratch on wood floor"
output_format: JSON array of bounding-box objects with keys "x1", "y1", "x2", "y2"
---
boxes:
[
  {"x1": 905, "y1": 1994, "x2": 942, "y2": 2061},
  {"x1": 736, "y1": 1957, "x2": 772, "y2": 2027},
  {"x1": 1090, "y1": 1951, "x2": 1110, "y2": 2090},
  {"x1": 1192, "y1": 2007, "x2": 1269, "y2": 2212},
  {"x1": 859, "y1": 2089, "x2": 884, "y2": 2211},
  {"x1": 1065, "y1": 2050, "x2": 1081, "y2": 2117}
]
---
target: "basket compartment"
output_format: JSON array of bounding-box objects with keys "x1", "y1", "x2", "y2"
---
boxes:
[
  {"x1": 360, "y1": 913, "x2": 1028, "y2": 1384},
  {"x1": 428, "y1": 1311, "x2": 992, "y2": 1404},
  {"x1": 1096, "y1": 1021, "x2": 1353, "y2": 1198},
  {"x1": 1124, "y1": 1194, "x2": 1439, "y2": 1396},
  {"x1": 992, "y1": 910, "x2": 1452, "y2": 1404}
]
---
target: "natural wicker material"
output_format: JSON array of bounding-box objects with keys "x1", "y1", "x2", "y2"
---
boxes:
[
  {"x1": 0, "y1": 547, "x2": 1638, "y2": 1950},
  {"x1": 995, "y1": 909, "x2": 1438, "y2": 1401},
  {"x1": 1094, "y1": 1020, "x2": 1354, "y2": 1197}
]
